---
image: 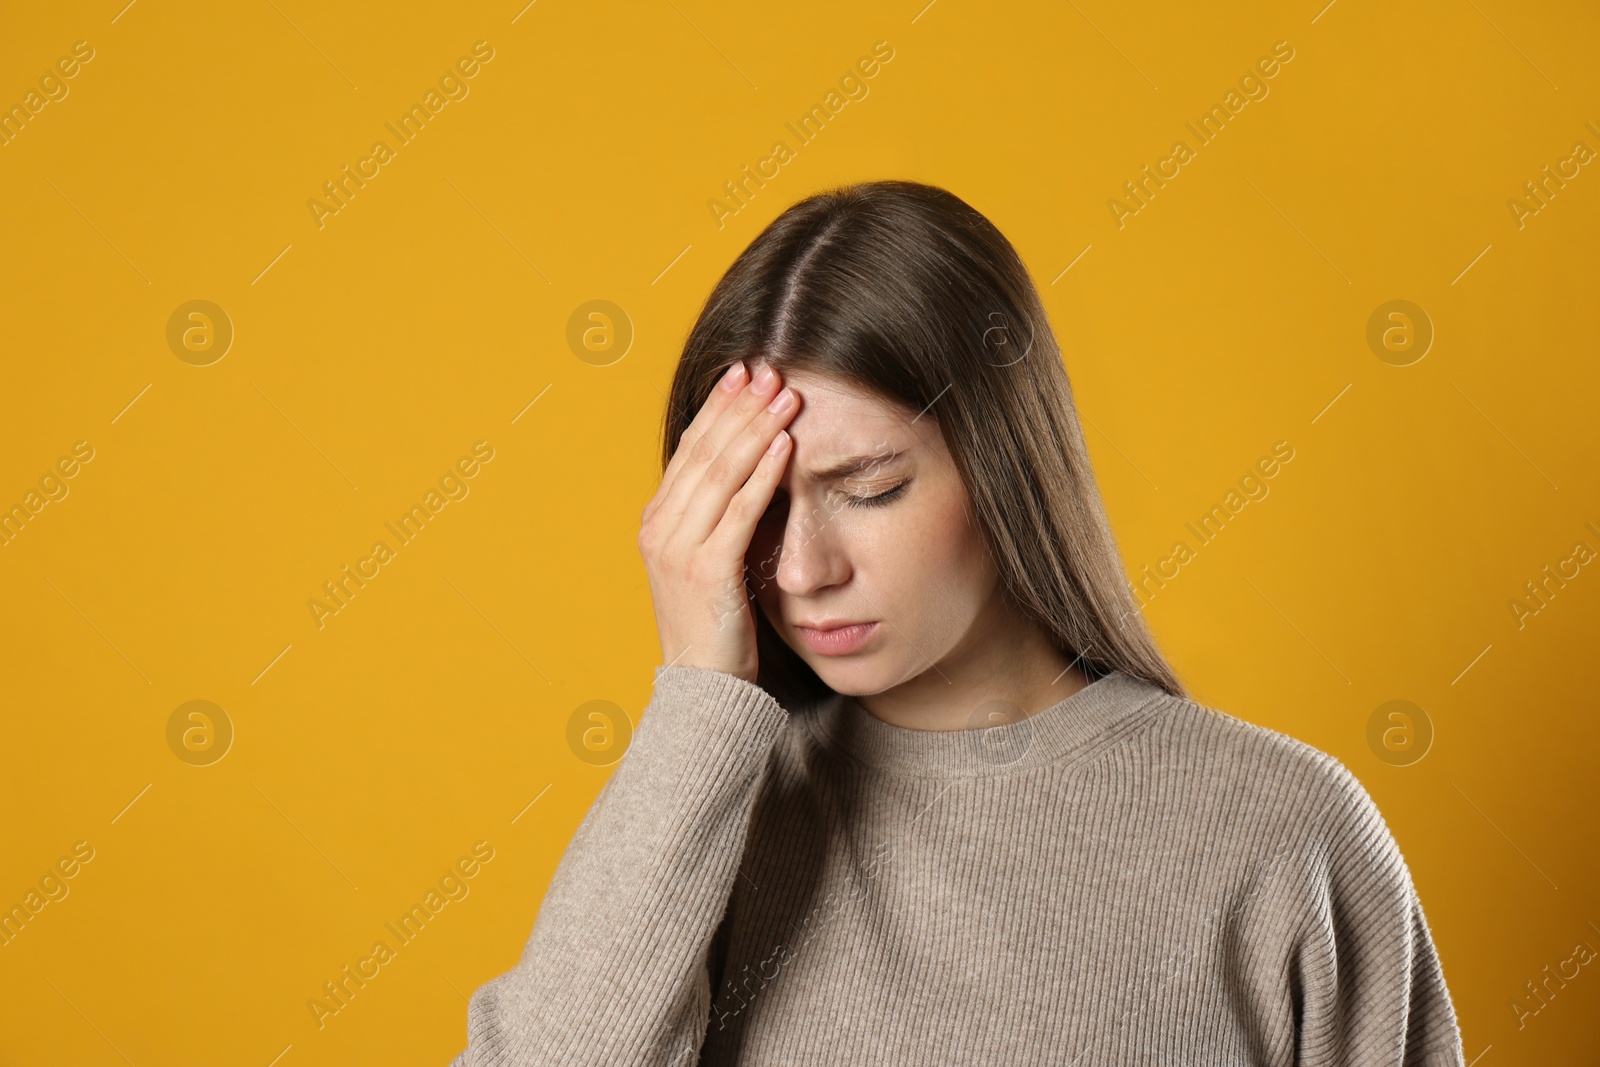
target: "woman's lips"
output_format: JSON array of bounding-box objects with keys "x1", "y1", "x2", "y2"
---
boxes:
[{"x1": 795, "y1": 621, "x2": 880, "y2": 655}]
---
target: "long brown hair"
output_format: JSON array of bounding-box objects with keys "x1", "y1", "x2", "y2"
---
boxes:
[{"x1": 661, "y1": 179, "x2": 1186, "y2": 709}]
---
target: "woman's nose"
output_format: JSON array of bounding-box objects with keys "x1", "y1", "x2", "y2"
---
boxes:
[{"x1": 772, "y1": 504, "x2": 846, "y2": 595}]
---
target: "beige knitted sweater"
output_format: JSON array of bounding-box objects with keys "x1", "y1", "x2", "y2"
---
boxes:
[{"x1": 450, "y1": 665, "x2": 1465, "y2": 1066}]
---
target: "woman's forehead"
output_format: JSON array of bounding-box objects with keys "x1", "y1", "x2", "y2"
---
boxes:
[
  {"x1": 766, "y1": 368, "x2": 912, "y2": 425},
  {"x1": 786, "y1": 397, "x2": 914, "y2": 464},
  {"x1": 753, "y1": 365, "x2": 943, "y2": 473}
]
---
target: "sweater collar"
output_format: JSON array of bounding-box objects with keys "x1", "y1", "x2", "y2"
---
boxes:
[{"x1": 802, "y1": 669, "x2": 1171, "y2": 778}]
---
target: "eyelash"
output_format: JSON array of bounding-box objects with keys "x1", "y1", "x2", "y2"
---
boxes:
[
  {"x1": 845, "y1": 481, "x2": 910, "y2": 509},
  {"x1": 765, "y1": 480, "x2": 910, "y2": 520}
]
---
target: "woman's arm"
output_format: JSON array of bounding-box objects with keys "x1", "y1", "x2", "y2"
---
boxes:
[
  {"x1": 1285, "y1": 764, "x2": 1465, "y2": 1066},
  {"x1": 448, "y1": 664, "x2": 789, "y2": 1067}
]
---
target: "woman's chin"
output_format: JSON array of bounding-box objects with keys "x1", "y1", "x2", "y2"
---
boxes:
[{"x1": 804, "y1": 652, "x2": 889, "y2": 697}]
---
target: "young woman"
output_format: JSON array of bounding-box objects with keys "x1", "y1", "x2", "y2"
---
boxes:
[{"x1": 450, "y1": 181, "x2": 1465, "y2": 1066}]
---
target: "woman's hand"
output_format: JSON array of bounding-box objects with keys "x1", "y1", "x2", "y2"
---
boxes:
[{"x1": 640, "y1": 361, "x2": 799, "y2": 685}]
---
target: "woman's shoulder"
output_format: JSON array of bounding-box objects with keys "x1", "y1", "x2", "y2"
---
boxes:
[
  {"x1": 1159, "y1": 687, "x2": 1349, "y2": 771},
  {"x1": 1151, "y1": 688, "x2": 1400, "y2": 856}
]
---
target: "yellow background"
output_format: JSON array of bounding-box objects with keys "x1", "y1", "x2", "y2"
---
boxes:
[{"x1": 2, "y1": 0, "x2": 1597, "y2": 1062}]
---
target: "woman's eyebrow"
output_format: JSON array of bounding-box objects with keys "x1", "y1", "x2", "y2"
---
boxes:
[{"x1": 803, "y1": 447, "x2": 906, "y2": 482}]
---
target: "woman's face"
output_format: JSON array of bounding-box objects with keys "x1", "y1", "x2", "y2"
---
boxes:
[{"x1": 745, "y1": 366, "x2": 1002, "y2": 697}]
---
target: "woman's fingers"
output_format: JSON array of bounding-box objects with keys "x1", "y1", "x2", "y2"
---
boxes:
[
  {"x1": 708, "y1": 426, "x2": 791, "y2": 562},
  {"x1": 648, "y1": 361, "x2": 748, "y2": 524},
  {"x1": 636, "y1": 361, "x2": 797, "y2": 683},
  {"x1": 674, "y1": 372, "x2": 796, "y2": 547}
]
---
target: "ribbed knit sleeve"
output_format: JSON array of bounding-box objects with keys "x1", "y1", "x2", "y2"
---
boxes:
[
  {"x1": 1285, "y1": 760, "x2": 1465, "y2": 1067},
  {"x1": 448, "y1": 665, "x2": 790, "y2": 1067}
]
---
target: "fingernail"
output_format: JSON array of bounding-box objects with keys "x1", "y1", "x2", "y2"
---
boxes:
[
  {"x1": 766, "y1": 387, "x2": 794, "y2": 414},
  {"x1": 753, "y1": 365, "x2": 777, "y2": 391},
  {"x1": 720, "y1": 361, "x2": 747, "y2": 392}
]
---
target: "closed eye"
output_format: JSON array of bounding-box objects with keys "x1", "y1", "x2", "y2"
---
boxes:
[
  {"x1": 846, "y1": 480, "x2": 910, "y2": 509},
  {"x1": 763, "y1": 480, "x2": 912, "y2": 521}
]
